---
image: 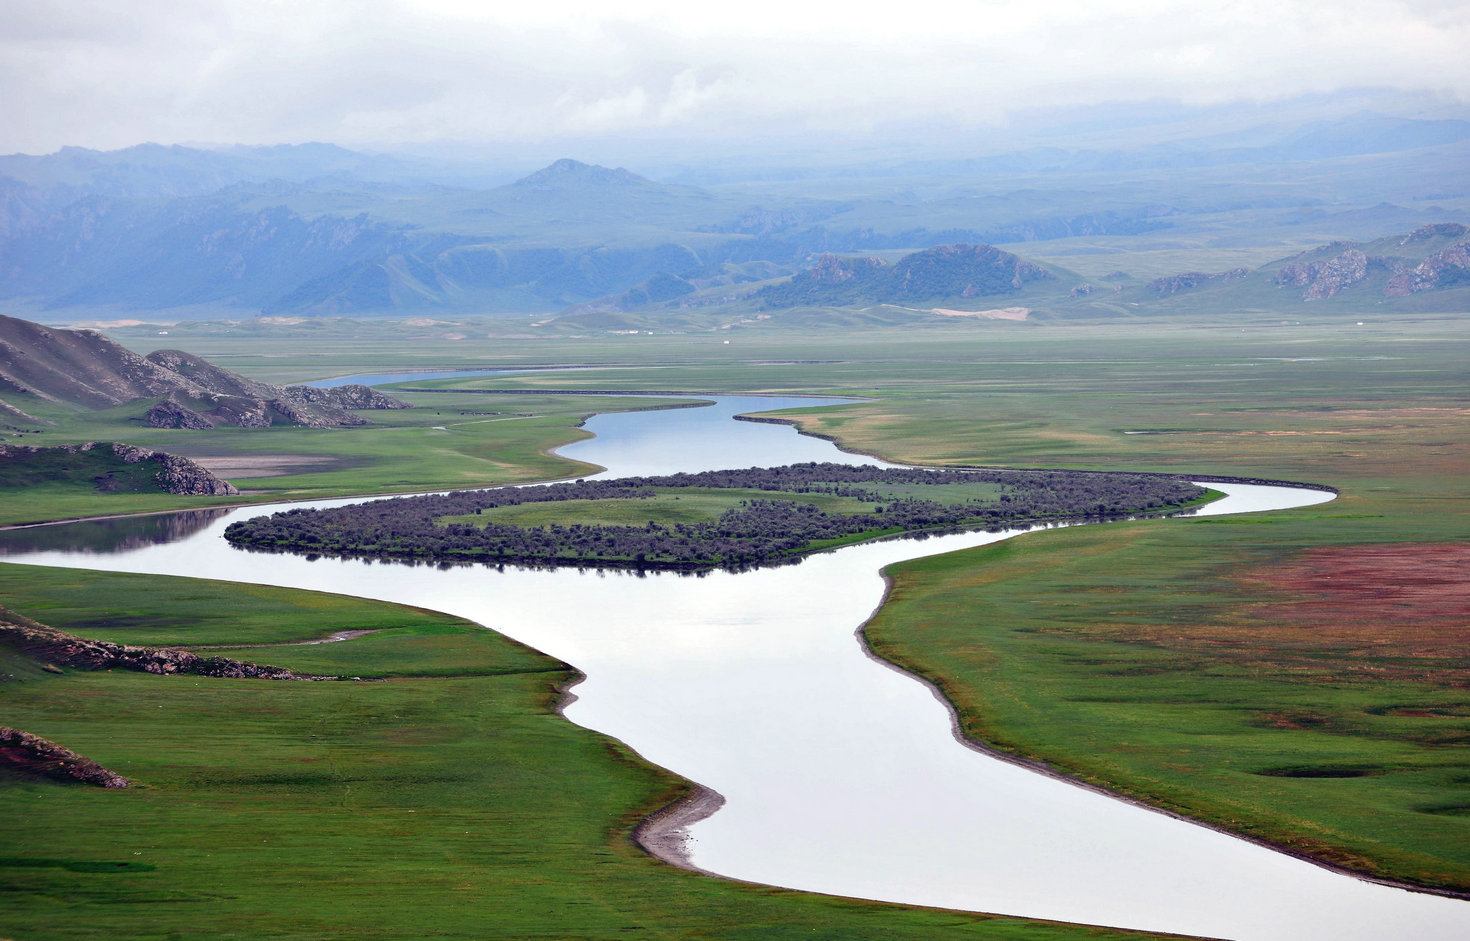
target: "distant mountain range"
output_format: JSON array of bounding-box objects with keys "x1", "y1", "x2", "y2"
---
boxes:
[
  {"x1": 553, "y1": 225, "x2": 1470, "y2": 329},
  {"x1": 1, "y1": 109, "x2": 1466, "y2": 319},
  {"x1": 0, "y1": 313, "x2": 407, "y2": 426}
]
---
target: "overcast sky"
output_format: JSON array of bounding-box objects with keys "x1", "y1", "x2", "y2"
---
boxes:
[{"x1": 2, "y1": 0, "x2": 1467, "y2": 155}]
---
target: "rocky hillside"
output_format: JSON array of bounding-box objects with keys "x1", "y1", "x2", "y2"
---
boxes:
[
  {"x1": 0, "y1": 441, "x2": 240, "y2": 496},
  {"x1": 1271, "y1": 224, "x2": 1470, "y2": 300},
  {"x1": 1123, "y1": 223, "x2": 1470, "y2": 310},
  {"x1": 0, "y1": 313, "x2": 408, "y2": 427},
  {"x1": 755, "y1": 243, "x2": 1058, "y2": 308},
  {"x1": 0, "y1": 312, "x2": 201, "y2": 411}
]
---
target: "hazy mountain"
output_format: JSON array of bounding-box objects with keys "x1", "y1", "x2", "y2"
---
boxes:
[
  {"x1": 0, "y1": 142, "x2": 428, "y2": 199},
  {"x1": 2, "y1": 103, "x2": 1467, "y2": 319}
]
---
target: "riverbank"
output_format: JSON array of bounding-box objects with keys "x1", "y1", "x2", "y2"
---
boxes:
[
  {"x1": 861, "y1": 518, "x2": 1470, "y2": 897},
  {"x1": 859, "y1": 557, "x2": 1470, "y2": 900}
]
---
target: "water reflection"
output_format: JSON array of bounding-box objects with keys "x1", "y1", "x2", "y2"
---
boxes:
[{"x1": 0, "y1": 507, "x2": 232, "y2": 556}]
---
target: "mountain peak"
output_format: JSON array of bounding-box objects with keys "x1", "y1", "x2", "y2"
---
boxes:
[{"x1": 513, "y1": 159, "x2": 650, "y2": 188}]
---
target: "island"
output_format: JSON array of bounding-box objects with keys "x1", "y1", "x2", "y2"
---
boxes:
[{"x1": 224, "y1": 462, "x2": 1210, "y2": 570}]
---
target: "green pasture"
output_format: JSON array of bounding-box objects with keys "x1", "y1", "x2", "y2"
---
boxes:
[
  {"x1": 0, "y1": 564, "x2": 1168, "y2": 941},
  {"x1": 1, "y1": 393, "x2": 707, "y2": 526}
]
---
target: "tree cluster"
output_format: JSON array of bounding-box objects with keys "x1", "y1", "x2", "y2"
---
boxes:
[{"x1": 224, "y1": 463, "x2": 1204, "y2": 571}]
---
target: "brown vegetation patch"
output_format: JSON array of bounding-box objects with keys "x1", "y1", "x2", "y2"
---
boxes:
[
  {"x1": 1251, "y1": 543, "x2": 1470, "y2": 634},
  {"x1": 1217, "y1": 543, "x2": 1470, "y2": 684},
  {"x1": 1093, "y1": 544, "x2": 1469, "y2": 686}
]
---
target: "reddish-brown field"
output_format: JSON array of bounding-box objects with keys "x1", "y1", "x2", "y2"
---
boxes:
[{"x1": 1226, "y1": 543, "x2": 1469, "y2": 686}]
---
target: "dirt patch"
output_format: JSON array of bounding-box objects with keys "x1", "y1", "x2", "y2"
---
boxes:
[
  {"x1": 190, "y1": 455, "x2": 343, "y2": 479},
  {"x1": 931, "y1": 306, "x2": 1030, "y2": 320}
]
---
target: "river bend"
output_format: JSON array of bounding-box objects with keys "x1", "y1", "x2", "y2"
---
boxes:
[{"x1": 2, "y1": 395, "x2": 1464, "y2": 941}]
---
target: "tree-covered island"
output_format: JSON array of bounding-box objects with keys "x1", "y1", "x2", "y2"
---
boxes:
[{"x1": 225, "y1": 463, "x2": 1211, "y2": 570}]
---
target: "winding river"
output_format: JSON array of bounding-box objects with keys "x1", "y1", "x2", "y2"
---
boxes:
[{"x1": 2, "y1": 395, "x2": 1466, "y2": 941}]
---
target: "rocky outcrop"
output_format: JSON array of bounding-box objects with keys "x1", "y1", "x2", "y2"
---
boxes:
[
  {"x1": 0, "y1": 727, "x2": 129, "y2": 788},
  {"x1": 1401, "y1": 223, "x2": 1467, "y2": 244},
  {"x1": 1384, "y1": 241, "x2": 1470, "y2": 297},
  {"x1": 0, "y1": 606, "x2": 305, "y2": 680},
  {"x1": 758, "y1": 244, "x2": 1053, "y2": 308},
  {"x1": 1277, "y1": 248, "x2": 1369, "y2": 299},
  {"x1": 145, "y1": 398, "x2": 215, "y2": 429},
  {"x1": 891, "y1": 244, "x2": 1053, "y2": 297},
  {"x1": 1148, "y1": 268, "x2": 1249, "y2": 295},
  {"x1": 805, "y1": 254, "x2": 887, "y2": 283},
  {"x1": 0, "y1": 441, "x2": 240, "y2": 495},
  {"x1": 270, "y1": 396, "x2": 371, "y2": 428},
  {"x1": 281, "y1": 384, "x2": 413, "y2": 411},
  {"x1": 147, "y1": 449, "x2": 241, "y2": 496}
]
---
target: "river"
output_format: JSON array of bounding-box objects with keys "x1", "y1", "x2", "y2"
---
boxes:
[{"x1": 1, "y1": 394, "x2": 1465, "y2": 941}]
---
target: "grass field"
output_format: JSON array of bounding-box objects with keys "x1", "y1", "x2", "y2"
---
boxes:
[{"x1": 0, "y1": 393, "x2": 706, "y2": 526}]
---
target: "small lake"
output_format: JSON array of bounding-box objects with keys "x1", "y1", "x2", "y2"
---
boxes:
[{"x1": 1, "y1": 396, "x2": 1464, "y2": 941}]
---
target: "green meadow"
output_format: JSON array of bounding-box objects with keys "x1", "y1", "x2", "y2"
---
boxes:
[{"x1": 0, "y1": 393, "x2": 706, "y2": 526}]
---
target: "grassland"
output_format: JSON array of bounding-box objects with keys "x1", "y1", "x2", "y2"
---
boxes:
[
  {"x1": 0, "y1": 564, "x2": 1171, "y2": 941},
  {"x1": 0, "y1": 392, "x2": 706, "y2": 526},
  {"x1": 3, "y1": 311, "x2": 1468, "y2": 925}
]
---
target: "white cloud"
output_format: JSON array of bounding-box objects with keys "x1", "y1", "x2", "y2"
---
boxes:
[{"x1": 0, "y1": 0, "x2": 1465, "y2": 153}]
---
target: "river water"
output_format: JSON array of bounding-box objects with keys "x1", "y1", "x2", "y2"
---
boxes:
[{"x1": 2, "y1": 395, "x2": 1465, "y2": 941}]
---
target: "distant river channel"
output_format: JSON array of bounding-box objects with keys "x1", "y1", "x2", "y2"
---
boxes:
[{"x1": 2, "y1": 392, "x2": 1466, "y2": 941}]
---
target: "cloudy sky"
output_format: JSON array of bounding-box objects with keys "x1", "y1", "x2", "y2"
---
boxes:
[{"x1": 2, "y1": 0, "x2": 1467, "y2": 155}]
